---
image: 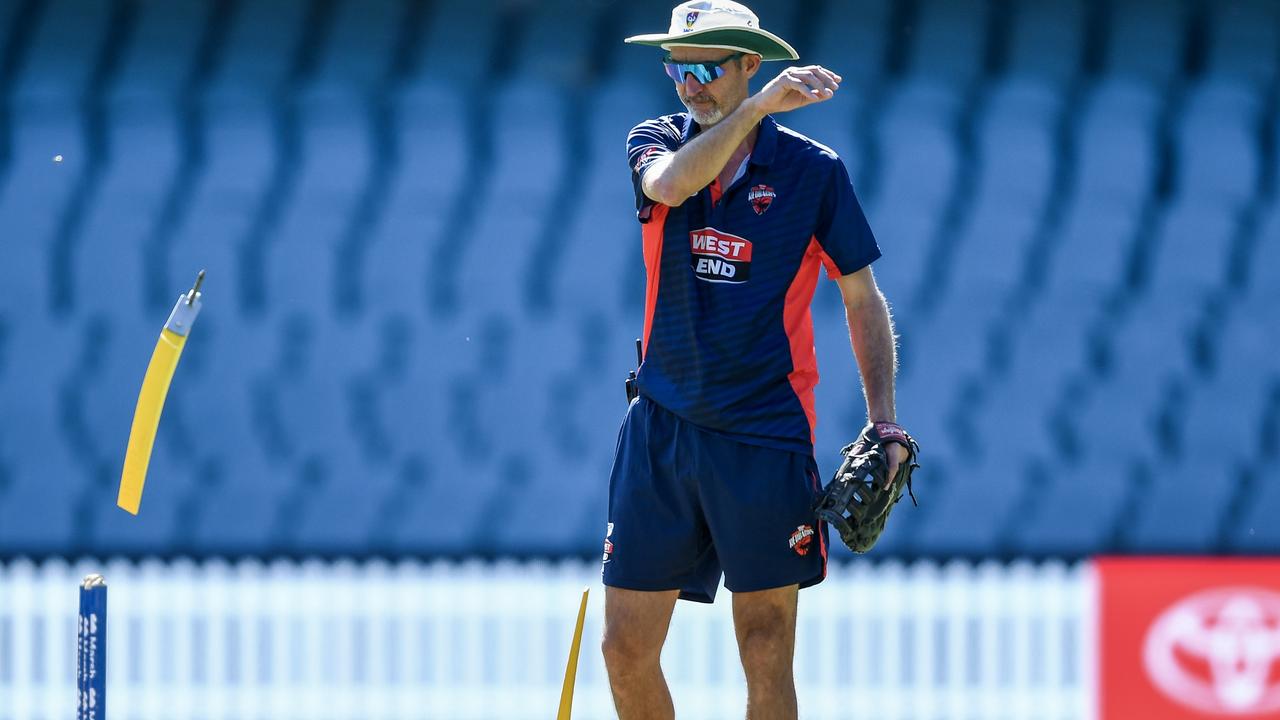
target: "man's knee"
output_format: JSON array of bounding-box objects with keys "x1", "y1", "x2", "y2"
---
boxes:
[
  {"x1": 736, "y1": 609, "x2": 793, "y2": 667},
  {"x1": 602, "y1": 620, "x2": 662, "y2": 673},
  {"x1": 602, "y1": 587, "x2": 678, "y2": 675},
  {"x1": 733, "y1": 588, "x2": 798, "y2": 678}
]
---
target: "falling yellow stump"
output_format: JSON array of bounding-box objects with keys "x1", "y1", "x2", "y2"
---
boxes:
[
  {"x1": 117, "y1": 271, "x2": 205, "y2": 515},
  {"x1": 557, "y1": 587, "x2": 590, "y2": 720}
]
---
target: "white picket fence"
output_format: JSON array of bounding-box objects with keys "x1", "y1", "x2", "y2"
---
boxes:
[{"x1": 0, "y1": 558, "x2": 1093, "y2": 720}]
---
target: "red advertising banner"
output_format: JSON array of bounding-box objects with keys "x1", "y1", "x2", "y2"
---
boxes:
[{"x1": 1097, "y1": 557, "x2": 1280, "y2": 719}]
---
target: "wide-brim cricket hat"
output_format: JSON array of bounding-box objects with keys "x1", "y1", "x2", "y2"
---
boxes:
[{"x1": 624, "y1": 0, "x2": 799, "y2": 61}]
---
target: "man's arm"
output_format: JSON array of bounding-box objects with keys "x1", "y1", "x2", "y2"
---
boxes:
[
  {"x1": 835, "y1": 266, "x2": 897, "y2": 424},
  {"x1": 641, "y1": 100, "x2": 764, "y2": 206},
  {"x1": 642, "y1": 66, "x2": 842, "y2": 206},
  {"x1": 836, "y1": 266, "x2": 908, "y2": 484}
]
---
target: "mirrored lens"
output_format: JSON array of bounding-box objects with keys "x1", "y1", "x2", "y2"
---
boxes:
[{"x1": 663, "y1": 61, "x2": 719, "y2": 84}]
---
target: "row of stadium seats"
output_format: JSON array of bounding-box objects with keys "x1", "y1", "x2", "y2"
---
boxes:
[{"x1": 1, "y1": 0, "x2": 1278, "y2": 559}]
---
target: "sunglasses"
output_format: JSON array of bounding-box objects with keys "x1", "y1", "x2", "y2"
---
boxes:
[{"x1": 662, "y1": 52, "x2": 744, "y2": 84}]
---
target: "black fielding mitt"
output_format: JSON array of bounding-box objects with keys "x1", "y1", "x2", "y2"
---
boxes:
[{"x1": 813, "y1": 422, "x2": 920, "y2": 554}]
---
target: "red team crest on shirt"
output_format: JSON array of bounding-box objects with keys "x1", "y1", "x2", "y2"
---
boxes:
[
  {"x1": 789, "y1": 524, "x2": 815, "y2": 556},
  {"x1": 748, "y1": 184, "x2": 775, "y2": 215}
]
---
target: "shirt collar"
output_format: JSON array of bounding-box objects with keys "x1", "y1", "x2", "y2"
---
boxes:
[{"x1": 681, "y1": 113, "x2": 778, "y2": 168}]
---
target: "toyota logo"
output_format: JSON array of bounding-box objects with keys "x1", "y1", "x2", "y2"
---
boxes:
[{"x1": 1143, "y1": 587, "x2": 1280, "y2": 714}]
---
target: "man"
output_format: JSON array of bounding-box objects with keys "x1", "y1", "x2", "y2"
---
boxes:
[{"x1": 601, "y1": 2, "x2": 911, "y2": 718}]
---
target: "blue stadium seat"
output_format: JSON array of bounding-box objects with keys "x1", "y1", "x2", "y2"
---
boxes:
[
  {"x1": 173, "y1": 317, "x2": 289, "y2": 556},
  {"x1": 1179, "y1": 374, "x2": 1273, "y2": 464},
  {"x1": 388, "y1": 447, "x2": 500, "y2": 554},
  {"x1": 913, "y1": 456, "x2": 1028, "y2": 556},
  {"x1": 255, "y1": 314, "x2": 371, "y2": 462},
  {"x1": 1206, "y1": 0, "x2": 1279, "y2": 87},
  {"x1": 9, "y1": 0, "x2": 112, "y2": 103},
  {"x1": 360, "y1": 83, "x2": 470, "y2": 318},
  {"x1": 72, "y1": 104, "x2": 180, "y2": 315},
  {"x1": 309, "y1": 0, "x2": 401, "y2": 89},
  {"x1": 549, "y1": 81, "x2": 658, "y2": 315},
  {"x1": 488, "y1": 446, "x2": 608, "y2": 555},
  {"x1": 159, "y1": 313, "x2": 277, "y2": 480},
  {"x1": 1247, "y1": 205, "x2": 1280, "y2": 302},
  {"x1": 972, "y1": 78, "x2": 1059, "y2": 216},
  {"x1": 1145, "y1": 202, "x2": 1238, "y2": 295},
  {"x1": 108, "y1": 0, "x2": 211, "y2": 102},
  {"x1": 412, "y1": 0, "x2": 500, "y2": 85},
  {"x1": 187, "y1": 453, "x2": 290, "y2": 554},
  {"x1": 1174, "y1": 79, "x2": 1262, "y2": 210},
  {"x1": 448, "y1": 81, "x2": 567, "y2": 318},
  {"x1": 894, "y1": 304, "x2": 990, "y2": 459},
  {"x1": 0, "y1": 451, "x2": 84, "y2": 554},
  {"x1": 1039, "y1": 78, "x2": 1160, "y2": 298},
  {"x1": 70, "y1": 313, "x2": 162, "y2": 473},
  {"x1": 264, "y1": 89, "x2": 372, "y2": 313},
  {"x1": 1072, "y1": 77, "x2": 1161, "y2": 209},
  {"x1": 0, "y1": 2, "x2": 24, "y2": 77},
  {"x1": 0, "y1": 319, "x2": 86, "y2": 551},
  {"x1": 1233, "y1": 465, "x2": 1280, "y2": 550},
  {"x1": 607, "y1": 1, "x2": 658, "y2": 82},
  {"x1": 1069, "y1": 372, "x2": 1176, "y2": 466},
  {"x1": 950, "y1": 78, "x2": 1059, "y2": 294},
  {"x1": 1216, "y1": 306, "x2": 1280, "y2": 382},
  {"x1": 88, "y1": 443, "x2": 201, "y2": 554},
  {"x1": 1128, "y1": 461, "x2": 1236, "y2": 551},
  {"x1": 1104, "y1": 0, "x2": 1190, "y2": 87},
  {"x1": 808, "y1": 0, "x2": 890, "y2": 86},
  {"x1": 777, "y1": 90, "x2": 864, "y2": 178},
  {"x1": 909, "y1": 0, "x2": 990, "y2": 86},
  {"x1": 1006, "y1": 0, "x2": 1085, "y2": 88},
  {"x1": 0, "y1": 104, "x2": 87, "y2": 310},
  {"x1": 204, "y1": 0, "x2": 310, "y2": 99},
  {"x1": 872, "y1": 79, "x2": 961, "y2": 218},
  {"x1": 1041, "y1": 206, "x2": 1140, "y2": 300},
  {"x1": 164, "y1": 101, "x2": 277, "y2": 312},
  {"x1": 868, "y1": 79, "x2": 962, "y2": 305},
  {"x1": 517, "y1": 0, "x2": 607, "y2": 85},
  {"x1": 974, "y1": 308, "x2": 1092, "y2": 461},
  {"x1": 288, "y1": 451, "x2": 400, "y2": 554},
  {"x1": 1012, "y1": 458, "x2": 1131, "y2": 555}
]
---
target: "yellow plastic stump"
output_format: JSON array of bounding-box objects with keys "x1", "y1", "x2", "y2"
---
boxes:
[
  {"x1": 557, "y1": 587, "x2": 590, "y2": 720},
  {"x1": 117, "y1": 271, "x2": 205, "y2": 515}
]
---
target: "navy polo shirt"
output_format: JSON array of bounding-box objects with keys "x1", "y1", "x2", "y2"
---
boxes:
[{"x1": 626, "y1": 113, "x2": 881, "y2": 455}]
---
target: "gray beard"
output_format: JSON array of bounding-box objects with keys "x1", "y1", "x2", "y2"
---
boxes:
[{"x1": 685, "y1": 103, "x2": 724, "y2": 126}]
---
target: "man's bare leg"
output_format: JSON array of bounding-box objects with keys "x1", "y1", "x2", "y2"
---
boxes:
[
  {"x1": 602, "y1": 587, "x2": 680, "y2": 720},
  {"x1": 733, "y1": 584, "x2": 799, "y2": 720}
]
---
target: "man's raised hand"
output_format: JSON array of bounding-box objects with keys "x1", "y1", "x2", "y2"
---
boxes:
[{"x1": 750, "y1": 65, "x2": 842, "y2": 115}]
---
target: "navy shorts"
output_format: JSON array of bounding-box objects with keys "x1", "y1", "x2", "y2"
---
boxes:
[{"x1": 601, "y1": 396, "x2": 829, "y2": 603}]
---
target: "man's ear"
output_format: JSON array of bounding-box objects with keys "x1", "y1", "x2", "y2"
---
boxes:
[{"x1": 742, "y1": 53, "x2": 763, "y2": 79}]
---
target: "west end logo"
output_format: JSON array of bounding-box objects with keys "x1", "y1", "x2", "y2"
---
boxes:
[
  {"x1": 685, "y1": 10, "x2": 699, "y2": 28},
  {"x1": 748, "y1": 184, "x2": 775, "y2": 215},
  {"x1": 689, "y1": 228, "x2": 752, "y2": 284}
]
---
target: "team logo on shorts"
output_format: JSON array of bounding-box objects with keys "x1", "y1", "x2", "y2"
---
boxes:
[
  {"x1": 685, "y1": 10, "x2": 699, "y2": 28},
  {"x1": 789, "y1": 524, "x2": 815, "y2": 556},
  {"x1": 602, "y1": 522, "x2": 615, "y2": 564},
  {"x1": 689, "y1": 227, "x2": 752, "y2": 283},
  {"x1": 748, "y1": 184, "x2": 775, "y2": 215}
]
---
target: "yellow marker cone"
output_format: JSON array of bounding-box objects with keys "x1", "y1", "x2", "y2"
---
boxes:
[
  {"x1": 117, "y1": 271, "x2": 205, "y2": 514},
  {"x1": 556, "y1": 587, "x2": 590, "y2": 720}
]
